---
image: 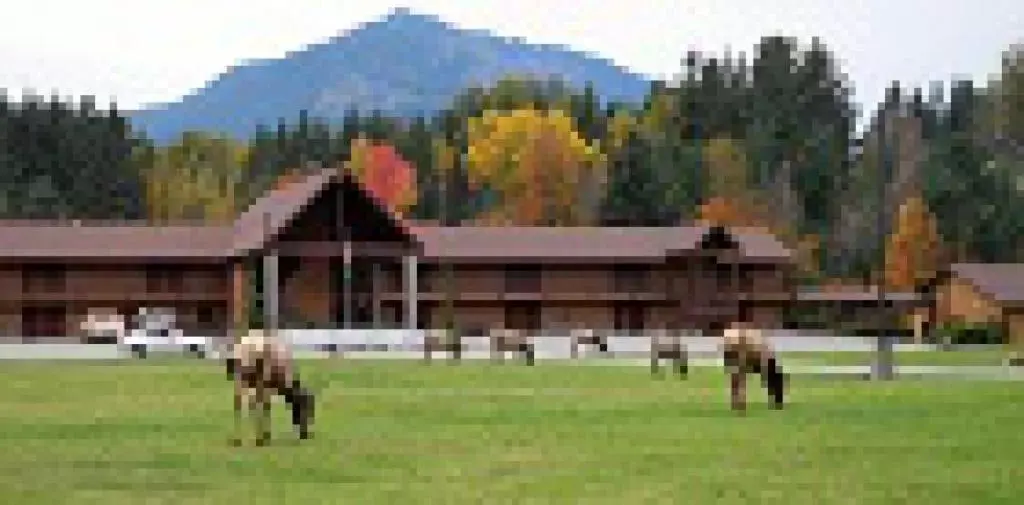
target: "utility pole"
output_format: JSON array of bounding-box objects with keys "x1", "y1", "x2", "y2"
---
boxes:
[
  {"x1": 873, "y1": 99, "x2": 896, "y2": 381},
  {"x1": 437, "y1": 135, "x2": 459, "y2": 361}
]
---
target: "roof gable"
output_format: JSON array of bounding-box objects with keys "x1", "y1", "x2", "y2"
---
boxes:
[{"x1": 949, "y1": 263, "x2": 1024, "y2": 304}]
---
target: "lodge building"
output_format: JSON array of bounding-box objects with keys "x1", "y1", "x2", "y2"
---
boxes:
[{"x1": 0, "y1": 167, "x2": 812, "y2": 340}]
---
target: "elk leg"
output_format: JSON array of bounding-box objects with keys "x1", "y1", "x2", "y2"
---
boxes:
[
  {"x1": 523, "y1": 343, "x2": 535, "y2": 366},
  {"x1": 231, "y1": 386, "x2": 244, "y2": 446},
  {"x1": 253, "y1": 358, "x2": 271, "y2": 446},
  {"x1": 730, "y1": 372, "x2": 747, "y2": 412},
  {"x1": 676, "y1": 354, "x2": 689, "y2": 378}
]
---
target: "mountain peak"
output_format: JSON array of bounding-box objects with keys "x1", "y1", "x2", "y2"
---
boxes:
[
  {"x1": 376, "y1": 7, "x2": 447, "y2": 29},
  {"x1": 130, "y1": 10, "x2": 651, "y2": 143}
]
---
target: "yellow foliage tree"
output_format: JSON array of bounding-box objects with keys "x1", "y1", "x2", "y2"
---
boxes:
[
  {"x1": 884, "y1": 195, "x2": 941, "y2": 291},
  {"x1": 697, "y1": 137, "x2": 765, "y2": 229},
  {"x1": 465, "y1": 107, "x2": 607, "y2": 225},
  {"x1": 145, "y1": 132, "x2": 248, "y2": 224}
]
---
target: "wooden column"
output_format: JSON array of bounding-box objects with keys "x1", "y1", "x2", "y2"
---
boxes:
[
  {"x1": 342, "y1": 241, "x2": 353, "y2": 330},
  {"x1": 404, "y1": 254, "x2": 419, "y2": 329},
  {"x1": 263, "y1": 253, "x2": 279, "y2": 336},
  {"x1": 372, "y1": 262, "x2": 383, "y2": 329},
  {"x1": 262, "y1": 211, "x2": 280, "y2": 336},
  {"x1": 231, "y1": 260, "x2": 246, "y2": 340}
]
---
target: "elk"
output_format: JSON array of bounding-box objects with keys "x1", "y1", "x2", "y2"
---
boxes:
[
  {"x1": 489, "y1": 328, "x2": 535, "y2": 366},
  {"x1": 570, "y1": 327, "x2": 609, "y2": 359},
  {"x1": 422, "y1": 328, "x2": 463, "y2": 363},
  {"x1": 721, "y1": 321, "x2": 786, "y2": 412},
  {"x1": 649, "y1": 328, "x2": 689, "y2": 378},
  {"x1": 225, "y1": 329, "x2": 315, "y2": 446}
]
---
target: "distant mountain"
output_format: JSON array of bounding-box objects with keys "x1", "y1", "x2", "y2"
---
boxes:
[{"x1": 129, "y1": 8, "x2": 652, "y2": 143}]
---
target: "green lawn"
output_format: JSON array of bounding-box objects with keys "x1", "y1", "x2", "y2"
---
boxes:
[
  {"x1": 780, "y1": 349, "x2": 1011, "y2": 366},
  {"x1": 1, "y1": 360, "x2": 1021, "y2": 505}
]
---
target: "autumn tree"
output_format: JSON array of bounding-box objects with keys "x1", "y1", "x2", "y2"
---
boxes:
[
  {"x1": 144, "y1": 131, "x2": 248, "y2": 224},
  {"x1": 697, "y1": 137, "x2": 762, "y2": 228},
  {"x1": 883, "y1": 195, "x2": 941, "y2": 291},
  {"x1": 464, "y1": 107, "x2": 607, "y2": 225},
  {"x1": 346, "y1": 136, "x2": 418, "y2": 217}
]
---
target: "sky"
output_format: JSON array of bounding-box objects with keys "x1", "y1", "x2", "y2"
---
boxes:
[{"x1": 1, "y1": 0, "x2": 1021, "y2": 128}]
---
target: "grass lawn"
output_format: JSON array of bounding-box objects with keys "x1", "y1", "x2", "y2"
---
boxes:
[
  {"x1": 1, "y1": 360, "x2": 1021, "y2": 505},
  {"x1": 780, "y1": 349, "x2": 1012, "y2": 366}
]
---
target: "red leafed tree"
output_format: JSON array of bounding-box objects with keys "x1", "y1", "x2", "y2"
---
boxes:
[{"x1": 347, "y1": 137, "x2": 418, "y2": 217}]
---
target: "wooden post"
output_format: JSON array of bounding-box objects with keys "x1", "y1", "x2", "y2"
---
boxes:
[
  {"x1": 342, "y1": 241, "x2": 353, "y2": 330},
  {"x1": 231, "y1": 260, "x2": 246, "y2": 342},
  {"x1": 262, "y1": 211, "x2": 280, "y2": 338},
  {"x1": 263, "y1": 254, "x2": 280, "y2": 336},
  {"x1": 873, "y1": 108, "x2": 895, "y2": 381},
  {"x1": 404, "y1": 254, "x2": 419, "y2": 329},
  {"x1": 372, "y1": 262, "x2": 383, "y2": 329}
]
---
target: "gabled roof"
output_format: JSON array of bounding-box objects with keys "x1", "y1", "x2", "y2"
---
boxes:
[
  {"x1": 408, "y1": 225, "x2": 793, "y2": 263},
  {"x1": 0, "y1": 167, "x2": 414, "y2": 260},
  {"x1": 0, "y1": 222, "x2": 233, "y2": 258},
  {"x1": 949, "y1": 263, "x2": 1024, "y2": 304}
]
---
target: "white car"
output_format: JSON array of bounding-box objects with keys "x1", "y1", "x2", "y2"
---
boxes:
[{"x1": 121, "y1": 308, "x2": 211, "y2": 359}]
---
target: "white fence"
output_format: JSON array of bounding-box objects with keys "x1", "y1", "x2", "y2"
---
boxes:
[{"x1": 0, "y1": 329, "x2": 947, "y2": 361}]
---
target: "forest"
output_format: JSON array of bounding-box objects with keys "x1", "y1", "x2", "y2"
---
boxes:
[{"x1": 0, "y1": 36, "x2": 1021, "y2": 290}]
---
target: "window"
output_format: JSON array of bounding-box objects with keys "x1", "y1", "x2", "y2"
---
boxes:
[
  {"x1": 381, "y1": 264, "x2": 403, "y2": 293},
  {"x1": 21, "y1": 305, "x2": 66, "y2": 338},
  {"x1": 22, "y1": 265, "x2": 66, "y2": 293},
  {"x1": 146, "y1": 266, "x2": 184, "y2": 293},
  {"x1": 418, "y1": 265, "x2": 438, "y2": 293},
  {"x1": 505, "y1": 302, "x2": 541, "y2": 330},
  {"x1": 614, "y1": 303, "x2": 645, "y2": 331},
  {"x1": 613, "y1": 265, "x2": 648, "y2": 293},
  {"x1": 504, "y1": 264, "x2": 542, "y2": 293},
  {"x1": 740, "y1": 264, "x2": 757, "y2": 291}
]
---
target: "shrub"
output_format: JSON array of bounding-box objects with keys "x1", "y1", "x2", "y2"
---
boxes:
[{"x1": 933, "y1": 322, "x2": 1007, "y2": 346}]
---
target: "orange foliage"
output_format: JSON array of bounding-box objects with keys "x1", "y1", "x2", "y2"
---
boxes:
[
  {"x1": 347, "y1": 137, "x2": 418, "y2": 217},
  {"x1": 884, "y1": 196, "x2": 941, "y2": 291},
  {"x1": 273, "y1": 170, "x2": 306, "y2": 191},
  {"x1": 697, "y1": 196, "x2": 760, "y2": 228}
]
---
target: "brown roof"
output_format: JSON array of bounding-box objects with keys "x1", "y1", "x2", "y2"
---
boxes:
[
  {"x1": 409, "y1": 225, "x2": 792, "y2": 263},
  {"x1": 0, "y1": 223, "x2": 232, "y2": 258},
  {"x1": 950, "y1": 263, "x2": 1024, "y2": 304},
  {"x1": 0, "y1": 168, "x2": 792, "y2": 264},
  {"x1": 232, "y1": 168, "x2": 336, "y2": 254},
  {"x1": 796, "y1": 287, "x2": 921, "y2": 303},
  {"x1": 0, "y1": 167, "x2": 414, "y2": 260}
]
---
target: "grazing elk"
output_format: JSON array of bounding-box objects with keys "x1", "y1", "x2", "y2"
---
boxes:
[
  {"x1": 649, "y1": 329, "x2": 689, "y2": 378},
  {"x1": 569, "y1": 327, "x2": 609, "y2": 359},
  {"x1": 489, "y1": 328, "x2": 536, "y2": 366},
  {"x1": 721, "y1": 321, "x2": 786, "y2": 412},
  {"x1": 422, "y1": 328, "x2": 463, "y2": 363},
  {"x1": 225, "y1": 329, "x2": 315, "y2": 446}
]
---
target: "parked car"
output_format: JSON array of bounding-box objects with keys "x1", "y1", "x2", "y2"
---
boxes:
[{"x1": 121, "y1": 307, "x2": 210, "y2": 359}]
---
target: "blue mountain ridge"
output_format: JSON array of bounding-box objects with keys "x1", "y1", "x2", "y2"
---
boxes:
[{"x1": 129, "y1": 8, "x2": 653, "y2": 144}]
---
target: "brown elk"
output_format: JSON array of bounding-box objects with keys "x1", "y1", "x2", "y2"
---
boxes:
[
  {"x1": 649, "y1": 329, "x2": 689, "y2": 378},
  {"x1": 489, "y1": 328, "x2": 535, "y2": 366},
  {"x1": 569, "y1": 327, "x2": 609, "y2": 359},
  {"x1": 422, "y1": 328, "x2": 463, "y2": 363},
  {"x1": 721, "y1": 322, "x2": 786, "y2": 412},
  {"x1": 225, "y1": 329, "x2": 315, "y2": 446}
]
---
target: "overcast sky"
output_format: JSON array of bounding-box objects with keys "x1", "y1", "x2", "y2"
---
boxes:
[{"x1": 1, "y1": 0, "x2": 1020, "y2": 127}]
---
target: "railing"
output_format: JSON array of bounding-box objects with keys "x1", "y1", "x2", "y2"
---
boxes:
[{"x1": 0, "y1": 329, "x2": 965, "y2": 358}]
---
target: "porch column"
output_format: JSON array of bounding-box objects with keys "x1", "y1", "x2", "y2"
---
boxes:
[
  {"x1": 263, "y1": 253, "x2": 280, "y2": 336},
  {"x1": 342, "y1": 241, "x2": 353, "y2": 330},
  {"x1": 231, "y1": 260, "x2": 246, "y2": 339},
  {"x1": 372, "y1": 262, "x2": 383, "y2": 328},
  {"x1": 404, "y1": 254, "x2": 419, "y2": 329}
]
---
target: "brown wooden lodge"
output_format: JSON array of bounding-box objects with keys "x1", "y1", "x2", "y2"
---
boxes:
[{"x1": 0, "y1": 166, "x2": 1001, "y2": 343}]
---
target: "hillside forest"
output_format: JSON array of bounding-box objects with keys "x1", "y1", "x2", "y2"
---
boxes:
[{"x1": 1, "y1": 36, "x2": 1022, "y2": 290}]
